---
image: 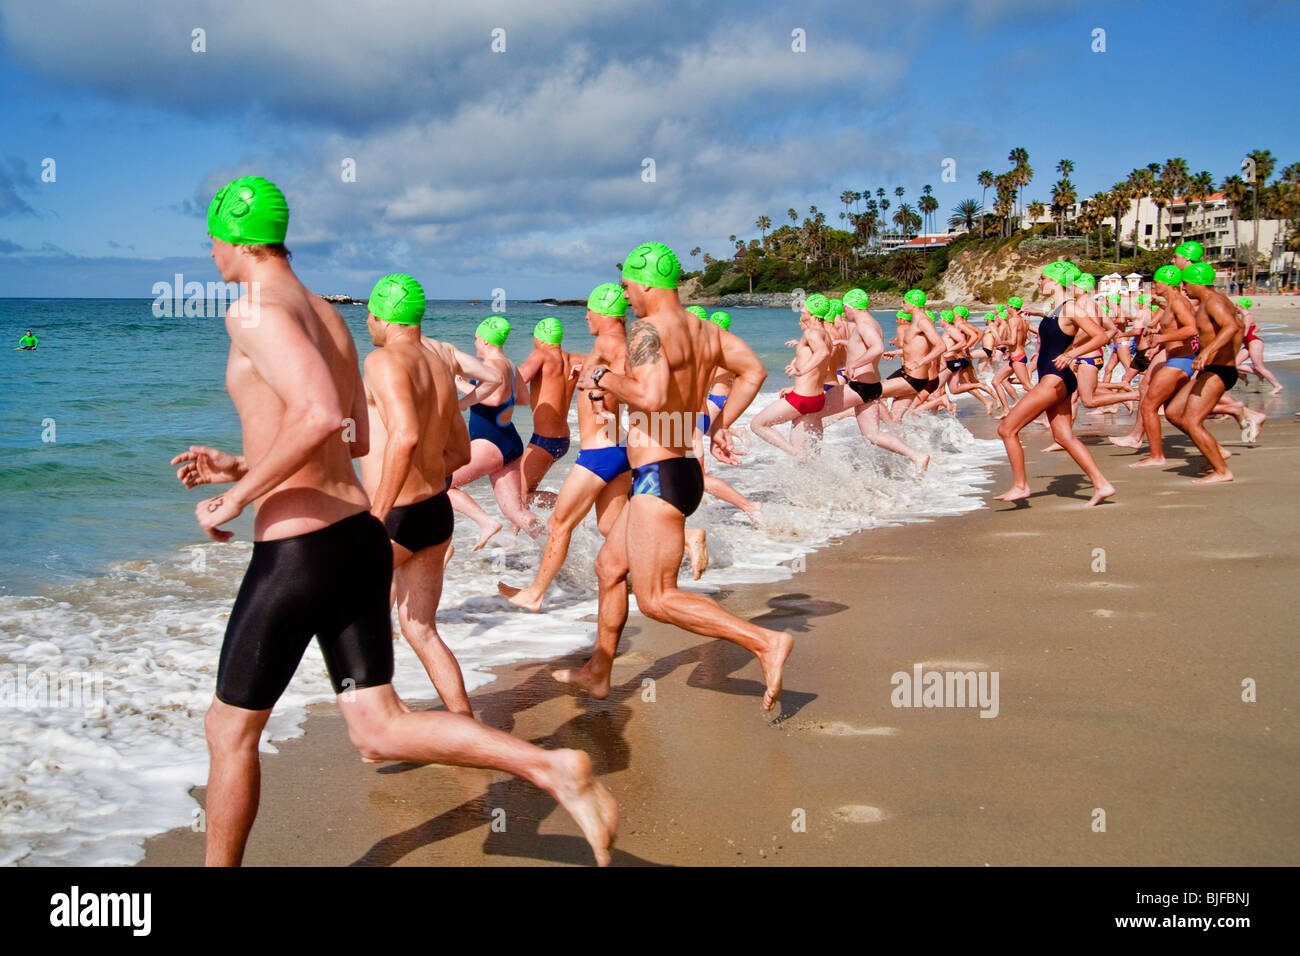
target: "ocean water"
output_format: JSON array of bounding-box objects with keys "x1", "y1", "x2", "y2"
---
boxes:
[{"x1": 20, "y1": 294, "x2": 1293, "y2": 865}]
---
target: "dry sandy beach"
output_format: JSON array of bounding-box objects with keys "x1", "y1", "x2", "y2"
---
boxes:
[{"x1": 142, "y1": 299, "x2": 1300, "y2": 867}]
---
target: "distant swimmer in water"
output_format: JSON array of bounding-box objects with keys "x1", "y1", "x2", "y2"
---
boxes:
[
  {"x1": 15, "y1": 330, "x2": 38, "y2": 350},
  {"x1": 177, "y1": 175, "x2": 616, "y2": 866}
]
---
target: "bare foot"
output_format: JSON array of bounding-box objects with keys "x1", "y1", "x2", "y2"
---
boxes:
[
  {"x1": 994, "y1": 486, "x2": 1031, "y2": 502},
  {"x1": 1218, "y1": 446, "x2": 1232, "y2": 460},
  {"x1": 498, "y1": 581, "x2": 542, "y2": 612},
  {"x1": 1108, "y1": 435, "x2": 1143, "y2": 448},
  {"x1": 757, "y1": 631, "x2": 794, "y2": 711},
  {"x1": 442, "y1": 544, "x2": 455, "y2": 569},
  {"x1": 744, "y1": 501, "x2": 764, "y2": 526},
  {"x1": 1042, "y1": 442, "x2": 1064, "y2": 453},
  {"x1": 545, "y1": 749, "x2": 618, "y2": 867},
  {"x1": 914, "y1": 454, "x2": 930, "y2": 478},
  {"x1": 686, "y1": 529, "x2": 708, "y2": 580},
  {"x1": 1271, "y1": 385, "x2": 1284, "y2": 395},
  {"x1": 1129, "y1": 457, "x2": 1167, "y2": 468},
  {"x1": 1193, "y1": 470, "x2": 1234, "y2": 484},
  {"x1": 1243, "y1": 411, "x2": 1265, "y2": 443},
  {"x1": 1086, "y1": 482, "x2": 1116, "y2": 506},
  {"x1": 472, "y1": 520, "x2": 503, "y2": 551},
  {"x1": 552, "y1": 663, "x2": 611, "y2": 699}
]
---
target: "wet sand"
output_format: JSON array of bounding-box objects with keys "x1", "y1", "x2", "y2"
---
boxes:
[{"x1": 141, "y1": 301, "x2": 1300, "y2": 867}]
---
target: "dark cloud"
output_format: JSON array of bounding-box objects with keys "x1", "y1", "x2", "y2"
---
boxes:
[{"x1": 0, "y1": 157, "x2": 36, "y2": 217}]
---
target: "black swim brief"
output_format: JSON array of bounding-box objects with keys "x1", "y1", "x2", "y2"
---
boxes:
[
  {"x1": 216, "y1": 510, "x2": 394, "y2": 711},
  {"x1": 945, "y1": 358, "x2": 972, "y2": 373},
  {"x1": 847, "y1": 380, "x2": 883, "y2": 403},
  {"x1": 1201, "y1": 364, "x2": 1239, "y2": 390},
  {"x1": 383, "y1": 490, "x2": 454, "y2": 554},
  {"x1": 629, "y1": 456, "x2": 704, "y2": 518},
  {"x1": 887, "y1": 367, "x2": 928, "y2": 394},
  {"x1": 1132, "y1": 350, "x2": 1152, "y2": 372}
]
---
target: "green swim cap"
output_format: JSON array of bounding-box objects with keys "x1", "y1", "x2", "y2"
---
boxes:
[
  {"x1": 1006, "y1": 296, "x2": 1023, "y2": 310},
  {"x1": 368, "y1": 273, "x2": 426, "y2": 326},
  {"x1": 998, "y1": 305, "x2": 1007, "y2": 315},
  {"x1": 940, "y1": 310, "x2": 955, "y2": 322},
  {"x1": 804, "y1": 293, "x2": 831, "y2": 318},
  {"x1": 824, "y1": 299, "x2": 844, "y2": 322},
  {"x1": 622, "y1": 242, "x2": 680, "y2": 289},
  {"x1": 843, "y1": 288, "x2": 870, "y2": 310},
  {"x1": 1237, "y1": 297, "x2": 1252, "y2": 308},
  {"x1": 207, "y1": 176, "x2": 289, "y2": 244},
  {"x1": 985, "y1": 312, "x2": 998, "y2": 322},
  {"x1": 708, "y1": 310, "x2": 732, "y2": 331},
  {"x1": 476, "y1": 315, "x2": 511, "y2": 346},
  {"x1": 1040, "y1": 261, "x2": 1071, "y2": 285},
  {"x1": 534, "y1": 317, "x2": 563, "y2": 345},
  {"x1": 896, "y1": 310, "x2": 911, "y2": 322},
  {"x1": 954, "y1": 305, "x2": 970, "y2": 318},
  {"x1": 685, "y1": 305, "x2": 708, "y2": 320},
  {"x1": 1072, "y1": 273, "x2": 1097, "y2": 292},
  {"x1": 1182, "y1": 262, "x2": 1215, "y2": 286},
  {"x1": 588, "y1": 282, "x2": 628, "y2": 318},
  {"x1": 1174, "y1": 240, "x2": 1203, "y2": 262},
  {"x1": 1152, "y1": 264, "x2": 1182, "y2": 286},
  {"x1": 904, "y1": 289, "x2": 926, "y2": 307}
]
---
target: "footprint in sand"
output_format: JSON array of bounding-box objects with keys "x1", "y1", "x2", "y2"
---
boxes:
[
  {"x1": 1090, "y1": 608, "x2": 1116, "y2": 618},
  {"x1": 832, "y1": 805, "x2": 886, "y2": 824},
  {"x1": 811, "y1": 722, "x2": 898, "y2": 737},
  {"x1": 612, "y1": 651, "x2": 657, "y2": 668}
]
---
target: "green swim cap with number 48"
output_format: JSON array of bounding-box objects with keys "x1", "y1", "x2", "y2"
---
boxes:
[{"x1": 622, "y1": 242, "x2": 680, "y2": 289}]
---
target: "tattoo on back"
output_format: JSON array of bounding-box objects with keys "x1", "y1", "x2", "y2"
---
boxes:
[{"x1": 626, "y1": 321, "x2": 662, "y2": 368}]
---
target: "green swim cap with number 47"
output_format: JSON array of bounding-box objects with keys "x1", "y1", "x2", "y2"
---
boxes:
[
  {"x1": 476, "y1": 315, "x2": 511, "y2": 346},
  {"x1": 588, "y1": 282, "x2": 628, "y2": 318},
  {"x1": 207, "y1": 176, "x2": 290, "y2": 244},
  {"x1": 368, "y1": 273, "x2": 426, "y2": 325},
  {"x1": 622, "y1": 242, "x2": 680, "y2": 289}
]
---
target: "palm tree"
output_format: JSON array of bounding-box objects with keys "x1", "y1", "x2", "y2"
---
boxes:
[
  {"x1": 1247, "y1": 149, "x2": 1276, "y2": 279},
  {"x1": 1189, "y1": 170, "x2": 1215, "y2": 255},
  {"x1": 879, "y1": 198, "x2": 891, "y2": 237},
  {"x1": 1027, "y1": 200, "x2": 1046, "y2": 224},
  {"x1": 1077, "y1": 200, "x2": 1097, "y2": 257},
  {"x1": 840, "y1": 190, "x2": 856, "y2": 226},
  {"x1": 1054, "y1": 161, "x2": 1075, "y2": 234},
  {"x1": 1008, "y1": 147, "x2": 1029, "y2": 217},
  {"x1": 890, "y1": 249, "x2": 927, "y2": 286},
  {"x1": 1161, "y1": 157, "x2": 1190, "y2": 238},
  {"x1": 1051, "y1": 179, "x2": 1076, "y2": 237},
  {"x1": 1128, "y1": 167, "x2": 1155, "y2": 252},
  {"x1": 1108, "y1": 184, "x2": 1130, "y2": 263},
  {"x1": 787, "y1": 207, "x2": 798, "y2": 224},
  {"x1": 1221, "y1": 174, "x2": 1248, "y2": 281},
  {"x1": 893, "y1": 203, "x2": 915, "y2": 237},
  {"x1": 756, "y1": 215, "x2": 771, "y2": 248},
  {"x1": 1090, "y1": 192, "x2": 1111, "y2": 258},
  {"x1": 977, "y1": 171, "x2": 994, "y2": 232},
  {"x1": 948, "y1": 198, "x2": 982, "y2": 232},
  {"x1": 1056, "y1": 158, "x2": 1074, "y2": 180},
  {"x1": 919, "y1": 194, "x2": 939, "y2": 234},
  {"x1": 994, "y1": 175, "x2": 1016, "y2": 237},
  {"x1": 1152, "y1": 177, "x2": 1174, "y2": 247},
  {"x1": 689, "y1": 246, "x2": 701, "y2": 262}
]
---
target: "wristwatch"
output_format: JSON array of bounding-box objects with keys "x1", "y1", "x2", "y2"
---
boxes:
[{"x1": 592, "y1": 367, "x2": 609, "y2": 387}]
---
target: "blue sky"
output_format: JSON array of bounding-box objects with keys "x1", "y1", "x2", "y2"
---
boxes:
[{"x1": 1, "y1": 0, "x2": 1295, "y2": 298}]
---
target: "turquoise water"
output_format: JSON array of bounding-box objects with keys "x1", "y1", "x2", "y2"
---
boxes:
[{"x1": 0, "y1": 297, "x2": 901, "y2": 595}]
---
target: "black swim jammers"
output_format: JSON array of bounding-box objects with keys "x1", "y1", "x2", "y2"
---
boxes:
[
  {"x1": 216, "y1": 510, "x2": 394, "y2": 711},
  {"x1": 629, "y1": 456, "x2": 704, "y2": 518},
  {"x1": 383, "y1": 490, "x2": 454, "y2": 553}
]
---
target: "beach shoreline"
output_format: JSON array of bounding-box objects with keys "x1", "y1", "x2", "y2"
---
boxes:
[{"x1": 139, "y1": 304, "x2": 1300, "y2": 867}]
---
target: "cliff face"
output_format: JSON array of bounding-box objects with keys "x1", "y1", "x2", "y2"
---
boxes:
[{"x1": 939, "y1": 238, "x2": 1086, "y2": 305}]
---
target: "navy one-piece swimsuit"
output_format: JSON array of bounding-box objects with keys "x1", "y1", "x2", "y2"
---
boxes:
[{"x1": 1036, "y1": 303, "x2": 1077, "y2": 396}]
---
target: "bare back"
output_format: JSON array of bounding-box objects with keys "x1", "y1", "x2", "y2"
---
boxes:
[
  {"x1": 527, "y1": 347, "x2": 581, "y2": 437},
  {"x1": 225, "y1": 286, "x2": 369, "y2": 540}
]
